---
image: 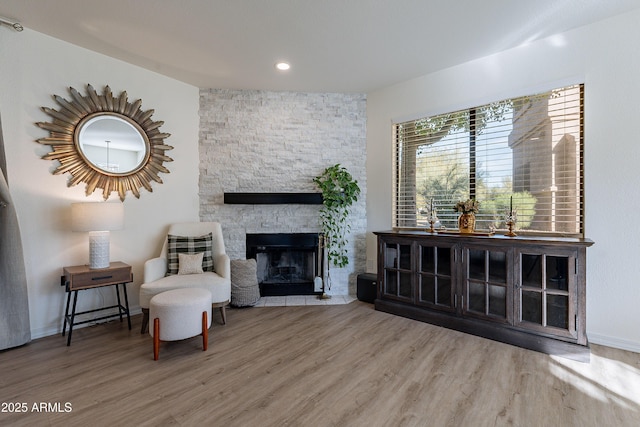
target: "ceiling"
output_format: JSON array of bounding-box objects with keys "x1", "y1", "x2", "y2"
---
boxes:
[{"x1": 1, "y1": 0, "x2": 639, "y2": 93}]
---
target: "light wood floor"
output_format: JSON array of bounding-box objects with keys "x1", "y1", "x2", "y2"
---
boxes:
[{"x1": 1, "y1": 301, "x2": 639, "y2": 427}]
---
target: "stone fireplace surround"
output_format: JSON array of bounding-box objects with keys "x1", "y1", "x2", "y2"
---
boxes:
[{"x1": 198, "y1": 89, "x2": 367, "y2": 296}]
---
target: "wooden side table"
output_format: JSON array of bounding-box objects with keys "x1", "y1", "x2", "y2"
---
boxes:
[{"x1": 61, "y1": 261, "x2": 132, "y2": 346}]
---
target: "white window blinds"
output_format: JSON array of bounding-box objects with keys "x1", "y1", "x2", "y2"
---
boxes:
[{"x1": 393, "y1": 84, "x2": 584, "y2": 236}]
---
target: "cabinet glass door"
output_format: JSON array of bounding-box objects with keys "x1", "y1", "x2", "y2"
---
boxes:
[
  {"x1": 417, "y1": 244, "x2": 454, "y2": 311},
  {"x1": 517, "y1": 252, "x2": 576, "y2": 338},
  {"x1": 382, "y1": 241, "x2": 413, "y2": 301},
  {"x1": 463, "y1": 248, "x2": 509, "y2": 322}
]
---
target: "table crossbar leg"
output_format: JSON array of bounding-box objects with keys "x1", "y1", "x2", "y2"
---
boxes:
[
  {"x1": 115, "y1": 285, "x2": 124, "y2": 323},
  {"x1": 67, "y1": 291, "x2": 79, "y2": 346},
  {"x1": 122, "y1": 283, "x2": 131, "y2": 330},
  {"x1": 62, "y1": 290, "x2": 72, "y2": 337}
]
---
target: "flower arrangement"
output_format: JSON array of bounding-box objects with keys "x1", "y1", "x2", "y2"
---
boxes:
[{"x1": 454, "y1": 198, "x2": 480, "y2": 214}]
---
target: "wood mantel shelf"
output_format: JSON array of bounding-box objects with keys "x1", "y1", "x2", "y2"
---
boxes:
[{"x1": 223, "y1": 192, "x2": 323, "y2": 204}]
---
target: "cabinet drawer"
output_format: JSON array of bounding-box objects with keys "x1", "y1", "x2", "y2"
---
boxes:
[{"x1": 65, "y1": 264, "x2": 132, "y2": 290}]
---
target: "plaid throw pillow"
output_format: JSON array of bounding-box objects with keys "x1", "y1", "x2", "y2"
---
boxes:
[{"x1": 166, "y1": 232, "x2": 214, "y2": 275}]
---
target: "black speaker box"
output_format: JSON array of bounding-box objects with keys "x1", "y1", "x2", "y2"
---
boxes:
[{"x1": 357, "y1": 273, "x2": 378, "y2": 303}]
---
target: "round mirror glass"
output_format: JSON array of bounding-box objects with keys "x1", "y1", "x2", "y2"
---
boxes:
[{"x1": 76, "y1": 114, "x2": 149, "y2": 175}]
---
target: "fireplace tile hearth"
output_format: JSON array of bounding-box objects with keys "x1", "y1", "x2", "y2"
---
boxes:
[{"x1": 252, "y1": 295, "x2": 356, "y2": 307}]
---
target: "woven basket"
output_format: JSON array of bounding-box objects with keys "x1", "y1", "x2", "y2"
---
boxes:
[{"x1": 230, "y1": 259, "x2": 260, "y2": 307}]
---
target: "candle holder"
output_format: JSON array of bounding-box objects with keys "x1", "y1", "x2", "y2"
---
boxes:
[
  {"x1": 505, "y1": 210, "x2": 517, "y2": 237},
  {"x1": 426, "y1": 208, "x2": 438, "y2": 233}
]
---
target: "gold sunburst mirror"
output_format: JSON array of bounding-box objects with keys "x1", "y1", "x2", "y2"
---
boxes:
[{"x1": 36, "y1": 84, "x2": 173, "y2": 201}]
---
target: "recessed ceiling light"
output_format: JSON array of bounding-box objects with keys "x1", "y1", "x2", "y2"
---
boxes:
[{"x1": 275, "y1": 62, "x2": 290, "y2": 71}]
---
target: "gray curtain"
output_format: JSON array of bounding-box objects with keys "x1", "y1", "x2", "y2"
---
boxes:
[{"x1": 0, "y1": 113, "x2": 31, "y2": 349}]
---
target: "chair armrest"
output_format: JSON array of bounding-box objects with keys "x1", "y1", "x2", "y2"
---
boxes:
[
  {"x1": 144, "y1": 257, "x2": 167, "y2": 283},
  {"x1": 214, "y1": 253, "x2": 231, "y2": 280}
]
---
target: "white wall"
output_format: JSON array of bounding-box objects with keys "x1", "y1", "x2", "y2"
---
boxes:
[
  {"x1": 366, "y1": 9, "x2": 640, "y2": 353},
  {"x1": 0, "y1": 29, "x2": 200, "y2": 339}
]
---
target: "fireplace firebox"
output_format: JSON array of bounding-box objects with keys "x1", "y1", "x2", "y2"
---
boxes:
[{"x1": 246, "y1": 233, "x2": 320, "y2": 296}]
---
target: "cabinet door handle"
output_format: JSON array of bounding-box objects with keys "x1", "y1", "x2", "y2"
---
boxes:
[{"x1": 92, "y1": 275, "x2": 113, "y2": 281}]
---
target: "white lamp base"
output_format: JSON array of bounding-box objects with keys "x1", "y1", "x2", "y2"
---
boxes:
[{"x1": 88, "y1": 231, "x2": 110, "y2": 269}]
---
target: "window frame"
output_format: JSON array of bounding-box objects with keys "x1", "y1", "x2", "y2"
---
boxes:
[{"x1": 392, "y1": 84, "x2": 585, "y2": 237}]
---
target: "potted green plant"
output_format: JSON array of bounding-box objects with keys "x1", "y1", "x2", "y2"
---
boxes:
[{"x1": 313, "y1": 164, "x2": 361, "y2": 270}]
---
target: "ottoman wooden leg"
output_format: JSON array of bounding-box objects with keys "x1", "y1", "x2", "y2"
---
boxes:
[
  {"x1": 153, "y1": 318, "x2": 160, "y2": 360},
  {"x1": 202, "y1": 311, "x2": 208, "y2": 351}
]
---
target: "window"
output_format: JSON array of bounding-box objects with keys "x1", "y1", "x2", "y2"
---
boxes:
[{"x1": 393, "y1": 84, "x2": 584, "y2": 236}]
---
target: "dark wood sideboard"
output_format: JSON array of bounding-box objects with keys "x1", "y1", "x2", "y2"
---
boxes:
[{"x1": 374, "y1": 231, "x2": 594, "y2": 361}]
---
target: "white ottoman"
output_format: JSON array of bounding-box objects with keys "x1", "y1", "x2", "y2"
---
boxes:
[{"x1": 149, "y1": 288, "x2": 212, "y2": 360}]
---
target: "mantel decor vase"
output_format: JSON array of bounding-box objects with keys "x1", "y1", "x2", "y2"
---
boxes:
[{"x1": 458, "y1": 213, "x2": 476, "y2": 233}]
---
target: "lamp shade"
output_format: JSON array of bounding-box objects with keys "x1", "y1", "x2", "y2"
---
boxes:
[
  {"x1": 71, "y1": 202, "x2": 124, "y2": 232},
  {"x1": 71, "y1": 202, "x2": 124, "y2": 269}
]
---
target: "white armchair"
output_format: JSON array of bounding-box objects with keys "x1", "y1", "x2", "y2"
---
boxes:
[{"x1": 139, "y1": 222, "x2": 231, "y2": 333}]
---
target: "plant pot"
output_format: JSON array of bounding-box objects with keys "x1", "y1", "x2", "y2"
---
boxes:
[{"x1": 458, "y1": 213, "x2": 476, "y2": 233}]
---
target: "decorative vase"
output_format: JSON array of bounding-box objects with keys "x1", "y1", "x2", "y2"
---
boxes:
[{"x1": 458, "y1": 213, "x2": 476, "y2": 233}]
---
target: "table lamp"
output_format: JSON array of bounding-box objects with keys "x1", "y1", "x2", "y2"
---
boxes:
[{"x1": 71, "y1": 202, "x2": 124, "y2": 269}]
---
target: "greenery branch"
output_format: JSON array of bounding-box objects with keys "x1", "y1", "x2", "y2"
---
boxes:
[{"x1": 313, "y1": 164, "x2": 360, "y2": 269}]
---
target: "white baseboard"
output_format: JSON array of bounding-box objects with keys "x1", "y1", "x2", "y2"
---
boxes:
[{"x1": 588, "y1": 332, "x2": 640, "y2": 354}]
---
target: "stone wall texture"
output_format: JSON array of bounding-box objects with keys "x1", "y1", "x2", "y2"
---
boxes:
[{"x1": 198, "y1": 89, "x2": 367, "y2": 295}]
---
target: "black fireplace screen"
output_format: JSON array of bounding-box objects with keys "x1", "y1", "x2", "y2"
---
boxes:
[{"x1": 246, "y1": 233, "x2": 320, "y2": 296}]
